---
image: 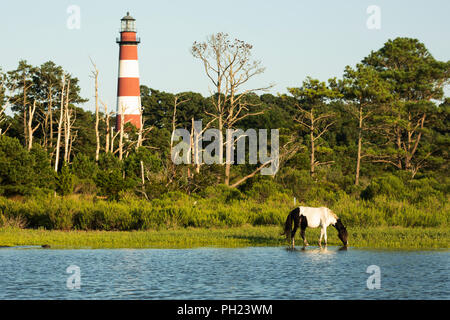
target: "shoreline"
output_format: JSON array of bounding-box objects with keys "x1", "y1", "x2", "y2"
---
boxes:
[{"x1": 0, "y1": 225, "x2": 448, "y2": 250}]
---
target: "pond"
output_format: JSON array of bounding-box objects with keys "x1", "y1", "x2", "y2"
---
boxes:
[{"x1": 0, "y1": 246, "x2": 448, "y2": 299}]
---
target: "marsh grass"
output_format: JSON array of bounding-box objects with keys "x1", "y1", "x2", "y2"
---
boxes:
[
  {"x1": 0, "y1": 193, "x2": 448, "y2": 231},
  {"x1": 0, "y1": 225, "x2": 448, "y2": 249}
]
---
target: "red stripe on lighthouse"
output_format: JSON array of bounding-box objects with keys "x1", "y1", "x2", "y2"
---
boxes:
[
  {"x1": 117, "y1": 78, "x2": 141, "y2": 96},
  {"x1": 121, "y1": 32, "x2": 137, "y2": 42},
  {"x1": 119, "y1": 46, "x2": 138, "y2": 60}
]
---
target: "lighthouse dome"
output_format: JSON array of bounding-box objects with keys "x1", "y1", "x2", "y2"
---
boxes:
[{"x1": 121, "y1": 12, "x2": 135, "y2": 21}]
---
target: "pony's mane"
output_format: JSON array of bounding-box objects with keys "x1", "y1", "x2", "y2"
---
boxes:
[{"x1": 328, "y1": 209, "x2": 338, "y2": 220}]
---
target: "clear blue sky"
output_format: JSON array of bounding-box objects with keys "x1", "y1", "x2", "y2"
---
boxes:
[{"x1": 1, "y1": 0, "x2": 449, "y2": 113}]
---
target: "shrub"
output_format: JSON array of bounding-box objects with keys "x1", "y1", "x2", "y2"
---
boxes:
[
  {"x1": 201, "y1": 184, "x2": 245, "y2": 203},
  {"x1": 57, "y1": 165, "x2": 75, "y2": 196},
  {"x1": 246, "y1": 178, "x2": 288, "y2": 203},
  {"x1": 73, "y1": 177, "x2": 97, "y2": 195},
  {"x1": 95, "y1": 168, "x2": 136, "y2": 200},
  {"x1": 361, "y1": 174, "x2": 406, "y2": 200}
]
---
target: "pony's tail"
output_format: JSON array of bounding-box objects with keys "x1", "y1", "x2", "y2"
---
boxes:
[
  {"x1": 282, "y1": 207, "x2": 300, "y2": 241},
  {"x1": 282, "y1": 211, "x2": 293, "y2": 241}
]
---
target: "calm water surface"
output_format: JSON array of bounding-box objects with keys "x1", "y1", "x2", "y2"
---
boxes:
[{"x1": 0, "y1": 246, "x2": 448, "y2": 299}]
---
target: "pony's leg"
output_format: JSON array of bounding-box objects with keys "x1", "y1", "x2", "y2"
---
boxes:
[
  {"x1": 300, "y1": 229, "x2": 308, "y2": 246},
  {"x1": 324, "y1": 228, "x2": 328, "y2": 246},
  {"x1": 300, "y1": 216, "x2": 309, "y2": 247},
  {"x1": 319, "y1": 228, "x2": 324, "y2": 247},
  {"x1": 290, "y1": 213, "x2": 300, "y2": 249}
]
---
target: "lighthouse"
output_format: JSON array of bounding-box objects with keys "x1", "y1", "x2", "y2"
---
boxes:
[{"x1": 116, "y1": 12, "x2": 142, "y2": 130}]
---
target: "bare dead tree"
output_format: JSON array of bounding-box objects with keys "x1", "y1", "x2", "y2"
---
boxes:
[
  {"x1": 100, "y1": 99, "x2": 112, "y2": 153},
  {"x1": 136, "y1": 107, "x2": 144, "y2": 150},
  {"x1": 27, "y1": 100, "x2": 40, "y2": 150},
  {"x1": 22, "y1": 74, "x2": 33, "y2": 148},
  {"x1": 192, "y1": 32, "x2": 273, "y2": 185},
  {"x1": 135, "y1": 116, "x2": 154, "y2": 151},
  {"x1": 294, "y1": 104, "x2": 335, "y2": 177},
  {"x1": 41, "y1": 78, "x2": 55, "y2": 150},
  {"x1": 110, "y1": 128, "x2": 119, "y2": 154},
  {"x1": 68, "y1": 129, "x2": 78, "y2": 163},
  {"x1": 191, "y1": 116, "x2": 217, "y2": 175},
  {"x1": 54, "y1": 75, "x2": 67, "y2": 172},
  {"x1": 63, "y1": 85, "x2": 74, "y2": 164},
  {"x1": 48, "y1": 81, "x2": 54, "y2": 149},
  {"x1": 167, "y1": 94, "x2": 191, "y2": 182},
  {"x1": 119, "y1": 105, "x2": 124, "y2": 161},
  {"x1": 90, "y1": 59, "x2": 101, "y2": 162}
]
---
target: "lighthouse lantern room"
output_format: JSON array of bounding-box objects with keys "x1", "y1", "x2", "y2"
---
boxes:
[{"x1": 121, "y1": 13, "x2": 136, "y2": 32}]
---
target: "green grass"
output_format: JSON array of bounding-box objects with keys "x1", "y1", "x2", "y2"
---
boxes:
[
  {"x1": 0, "y1": 225, "x2": 448, "y2": 249},
  {"x1": 1, "y1": 193, "x2": 448, "y2": 232}
]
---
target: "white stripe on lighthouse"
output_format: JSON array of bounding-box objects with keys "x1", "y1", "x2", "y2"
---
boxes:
[
  {"x1": 119, "y1": 60, "x2": 140, "y2": 78},
  {"x1": 117, "y1": 97, "x2": 142, "y2": 115}
]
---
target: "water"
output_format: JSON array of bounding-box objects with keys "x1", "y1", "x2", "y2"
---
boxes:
[{"x1": 0, "y1": 246, "x2": 448, "y2": 300}]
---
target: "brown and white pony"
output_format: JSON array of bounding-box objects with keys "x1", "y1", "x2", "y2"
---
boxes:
[{"x1": 283, "y1": 206, "x2": 348, "y2": 248}]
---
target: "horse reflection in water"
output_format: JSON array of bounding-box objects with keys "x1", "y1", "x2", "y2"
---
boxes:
[{"x1": 282, "y1": 206, "x2": 348, "y2": 249}]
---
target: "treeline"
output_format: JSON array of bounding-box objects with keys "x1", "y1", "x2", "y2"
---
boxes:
[{"x1": 0, "y1": 36, "x2": 449, "y2": 225}]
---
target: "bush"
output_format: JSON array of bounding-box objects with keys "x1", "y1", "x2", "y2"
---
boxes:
[
  {"x1": 95, "y1": 168, "x2": 136, "y2": 200},
  {"x1": 361, "y1": 174, "x2": 406, "y2": 200},
  {"x1": 73, "y1": 177, "x2": 97, "y2": 195},
  {"x1": 245, "y1": 178, "x2": 289, "y2": 203},
  {"x1": 57, "y1": 165, "x2": 75, "y2": 196},
  {"x1": 47, "y1": 202, "x2": 74, "y2": 230},
  {"x1": 201, "y1": 184, "x2": 245, "y2": 203}
]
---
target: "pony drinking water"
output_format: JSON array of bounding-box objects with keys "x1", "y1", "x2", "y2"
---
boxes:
[{"x1": 283, "y1": 206, "x2": 348, "y2": 248}]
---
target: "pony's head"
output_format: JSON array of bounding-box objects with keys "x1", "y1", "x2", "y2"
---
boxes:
[{"x1": 333, "y1": 219, "x2": 348, "y2": 246}]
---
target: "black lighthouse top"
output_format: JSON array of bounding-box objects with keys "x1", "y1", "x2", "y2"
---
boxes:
[
  {"x1": 121, "y1": 12, "x2": 136, "y2": 32},
  {"x1": 117, "y1": 12, "x2": 140, "y2": 44}
]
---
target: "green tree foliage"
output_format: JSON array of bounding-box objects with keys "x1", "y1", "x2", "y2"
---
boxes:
[
  {"x1": 72, "y1": 153, "x2": 98, "y2": 180},
  {"x1": 124, "y1": 147, "x2": 162, "y2": 179},
  {"x1": 6, "y1": 60, "x2": 87, "y2": 152},
  {"x1": 29, "y1": 144, "x2": 56, "y2": 191},
  {"x1": 339, "y1": 64, "x2": 393, "y2": 184},
  {"x1": 287, "y1": 77, "x2": 342, "y2": 176},
  {"x1": 0, "y1": 136, "x2": 55, "y2": 196},
  {"x1": 362, "y1": 38, "x2": 450, "y2": 174}
]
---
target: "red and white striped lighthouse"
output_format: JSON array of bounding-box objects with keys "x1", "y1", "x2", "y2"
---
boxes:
[{"x1": 116, "y1": 12, "x2": 142, "y2": 130}]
